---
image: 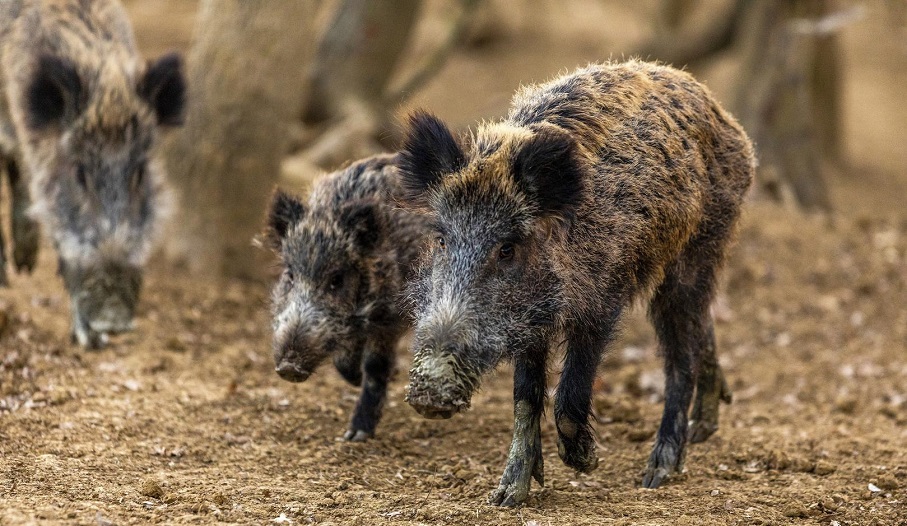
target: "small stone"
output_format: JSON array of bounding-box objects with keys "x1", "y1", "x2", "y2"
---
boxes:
[
  {"x1": 813, "y1": 460, "x2": 836, "y2": 475},
  {"x1": 834, "y1": 397, "x2": 858, "y2": 415},
  {"x1": 783, "y1": 504, "x2": 808, "y2": 518},
  {"x1": 875, "y1": 474, "x2": 899, "y2": 490},
  {"x1": 140, "y1": 479, "x2": 164, "y2": 499},
  {"x1": 165, "y1": 336, "x2": 187, "y2": 352},
  {"x1": 626, "y1": 427, "x2": 654, "y2": 442}
]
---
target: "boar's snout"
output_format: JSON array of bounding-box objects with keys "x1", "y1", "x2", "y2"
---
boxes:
[
  {"x1": 275, "y1": 360, "x2": 312, "y2": 383},
  {"x1": 406, "y1": 345, "x2": 475, "y2": 419},
  {"x1": 86, "y1": 301, "x2": 136, "y2": 334}
]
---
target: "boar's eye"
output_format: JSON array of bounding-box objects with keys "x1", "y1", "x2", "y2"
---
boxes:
[
  {"x1": 328, "y1": 271, "x2": 345, "y2": 292},
  {"x1": 436, "y1": 236, "x2": 446, "y2": 251},
  {"x1": 498, "y1": 242, "x2": 515, "y2": 261}
]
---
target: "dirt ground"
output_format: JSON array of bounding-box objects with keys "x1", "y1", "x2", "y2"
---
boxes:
[{"x1": 2, "y1": 2, "x2": 906, "y2": 525}]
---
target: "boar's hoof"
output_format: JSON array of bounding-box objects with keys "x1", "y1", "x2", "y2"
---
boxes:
[
  {"x1": 342, "y1": 429, "x2": 373, "y2": 442},
  {"x1": 409, "y1": 403, "x2": 457, "y2": 419},
  {"x1": 489, "y1": 449, "x2": 543, "y2": 507},
  {"x1": 71, "y1": 327, "x2": 107, "y2": 350},
  {"x1": 687, "y1": 419, "x2": 719, "y2": 444},
  {"x1": 642, "y1": 440, "x2": 683, "y2": 489},
  {"x1": 556, "y1": 428, "x2": 599, "y2": 473},
  {"x1": 275, "y1": 362, "x2": 311, "y2": 382}
]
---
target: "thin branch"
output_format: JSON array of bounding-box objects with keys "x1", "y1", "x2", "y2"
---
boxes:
[{"x1": 385, "y1": 0, "x2": 481, "y2": 107}]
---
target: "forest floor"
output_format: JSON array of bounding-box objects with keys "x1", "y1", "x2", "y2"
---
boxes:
[{"x1": 2, "y1": 1, "x2": 906, "y2": 525}]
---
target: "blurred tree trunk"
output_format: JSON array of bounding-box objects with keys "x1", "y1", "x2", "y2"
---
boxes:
[
  {"x1": 303, "y1": 0, "x2": 421, "y2": 125},
  {"x1": 641, "y1": 0, "x2": 851, "y2": 211},
  {"x1": 734, "y1": 0, "x2": 848, "y2": 211},
  {"x1": 291, "y1": 0, "x2": 479, "y2": 171},
  {"x1": 639, "y1": 0, "x2": 746, "y2": 69},
  {"x1": 163, "y1": 0, "x2": 319, "y2": 280}
]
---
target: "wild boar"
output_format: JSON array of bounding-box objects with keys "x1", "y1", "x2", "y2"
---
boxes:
[
  {"x1": 0, "y1": 0, "x2": 186, "y2": 347},
  {"x1": 398, "y1": 60, "x2": 754, "y2": 505}
]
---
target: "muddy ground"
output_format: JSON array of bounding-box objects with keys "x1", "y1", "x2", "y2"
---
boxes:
[{"x1": 2, "y1": 2, "x2": 906, "y2": 525}]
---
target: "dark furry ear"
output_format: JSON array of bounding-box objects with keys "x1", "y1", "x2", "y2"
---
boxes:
[
  {"x1": 340, "y1": 200, "x2": 383, "y2": 251},
  {"x1": 266, "y1": 189, "x2": 305, "y2": 249},
  {"x1": 139, "y1": 52, "x2": 186, "y2": 126},
  {"x1": 512, "y1": 129, "x2": 585, "y2": 220},
  {"x1": 398, "y1": 110, "x2": 466, "y2": 206},
  {"x1": 26, "y1": 55, "x2": 83, "y2": 130}
]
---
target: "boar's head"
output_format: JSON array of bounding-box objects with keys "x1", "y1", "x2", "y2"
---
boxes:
[{"x1": 398, "y1": 111, "x2": 585, "y2": 418}]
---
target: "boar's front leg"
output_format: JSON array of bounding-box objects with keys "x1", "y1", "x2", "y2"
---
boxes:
[
  {"x1": 489, "y1": 346, "x2": 547, "y2": 507},
  {"x1": 7, "y1": 158, "x2": 39, "y2": 273},
  {"x1": 554, "y1": 317, "x2": 618, "y2": 473},
  {"x1": 343, "y1": 338, "x2": 394, "y2": 441}
]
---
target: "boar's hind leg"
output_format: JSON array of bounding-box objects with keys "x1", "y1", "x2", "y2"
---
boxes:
[
  {"x1": 8, "y1": 158, "x2": 39, "y2": 273},
  {"x1": 643, "y1": 257, "x2": 720, "y2": 488},
  {"x1": 489, "y1": 346, "x2": 547, "y2": 507},
  {"x1": 344, "y1": 339, "x2": 394, "y2": 441},
  {"x1": 687, "y1": 318, "x2": 732, "y2": 444}
]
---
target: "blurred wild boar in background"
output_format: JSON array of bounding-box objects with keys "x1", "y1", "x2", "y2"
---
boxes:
[{"x1": 0, "y1": 0, "x2": 186, "y2": 347}]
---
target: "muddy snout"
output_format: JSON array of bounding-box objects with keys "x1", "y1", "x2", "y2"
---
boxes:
[
  {"x1": 405, "y1": 351, "x2": 474, "y2": 419},
  {"x1": 275, "y1": 360, "x2": 312, "y2": 383},
  {"x1": 272, "y1": 333, "x2": 327, "y2": 384}
]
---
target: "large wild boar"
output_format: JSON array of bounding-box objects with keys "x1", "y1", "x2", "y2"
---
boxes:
[
  {"x1": 398, "y1": 60, "x2": 754, "y2": 505},
  {"x1": 266, "y1": 154, "x2": 428, "y2": 441},
  {"x1": 0, "y1": 0, "x2": 186, "y2": 347}
]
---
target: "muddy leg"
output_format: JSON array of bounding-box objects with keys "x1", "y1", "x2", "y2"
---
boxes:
[
  {"x1": 7, "y1": 158, "x2": 39, "y2": 273},
  {"x1": 687, "y1": 319, "x2": 732, "y2": 444},
  {"x1": 489, "y1": 345, "x2": 547, "y2": 507},
  {"x1": 343, "y1": 340, "x2": 393, "y2": 441},
  {"x1": 642, "y1": 271, "x2": 712, "y2": 488},
  {"x1": 554, "y1": 316, "x2": 618, "y2": 473}
]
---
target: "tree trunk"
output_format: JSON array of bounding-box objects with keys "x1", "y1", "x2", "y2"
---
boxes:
[
  {"x1": 163, "y1": 0, "x2": 319, "y2": 280},
  {"x1": 733, "y1": 0, "x2": 833, "y2": 211},
  {"x1": 303, "y1": 0, "x2": 421, "y2": 124}
]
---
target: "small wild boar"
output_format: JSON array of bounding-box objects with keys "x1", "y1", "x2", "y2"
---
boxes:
[
  {"x1": 0, "y1": 0, "x2": 186, "y2": 347},
  {"x1": 266, "y1": 154, "x2": 427, "y2": 441},
  {"x1": 398, "y1": 60, "x2": 754, "y2": 505}
]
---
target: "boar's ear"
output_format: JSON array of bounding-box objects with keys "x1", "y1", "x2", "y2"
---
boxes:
[
  {"x1": 398, "y1": 110, "x2": 466, "y2": 207},
  {"x1": 266, "y1": 189, "x2": 305, "y2": 249},
  {"x1": 512, "y1": 129, "x2": 584, "y2": 222},
  {"x1": 26, "y1": 55, "x2": 83, "y2": 130},
  {"x1": 340, "y1": 200, "x2": 383, "y2": 251},
  {"x1": 139, "y1": 53, "x2": 186, "y2": 126}
]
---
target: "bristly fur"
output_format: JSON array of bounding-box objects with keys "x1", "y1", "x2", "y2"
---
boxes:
[
  {"x1": 267, "y1": 154, "x2": 429, "y2": 440},
  {"x1": 0, "y1": 0, "x2": 186, "y2": 347},
  {"x1": 399, "y1": 60, "x2": 756, "y2": 505}
]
